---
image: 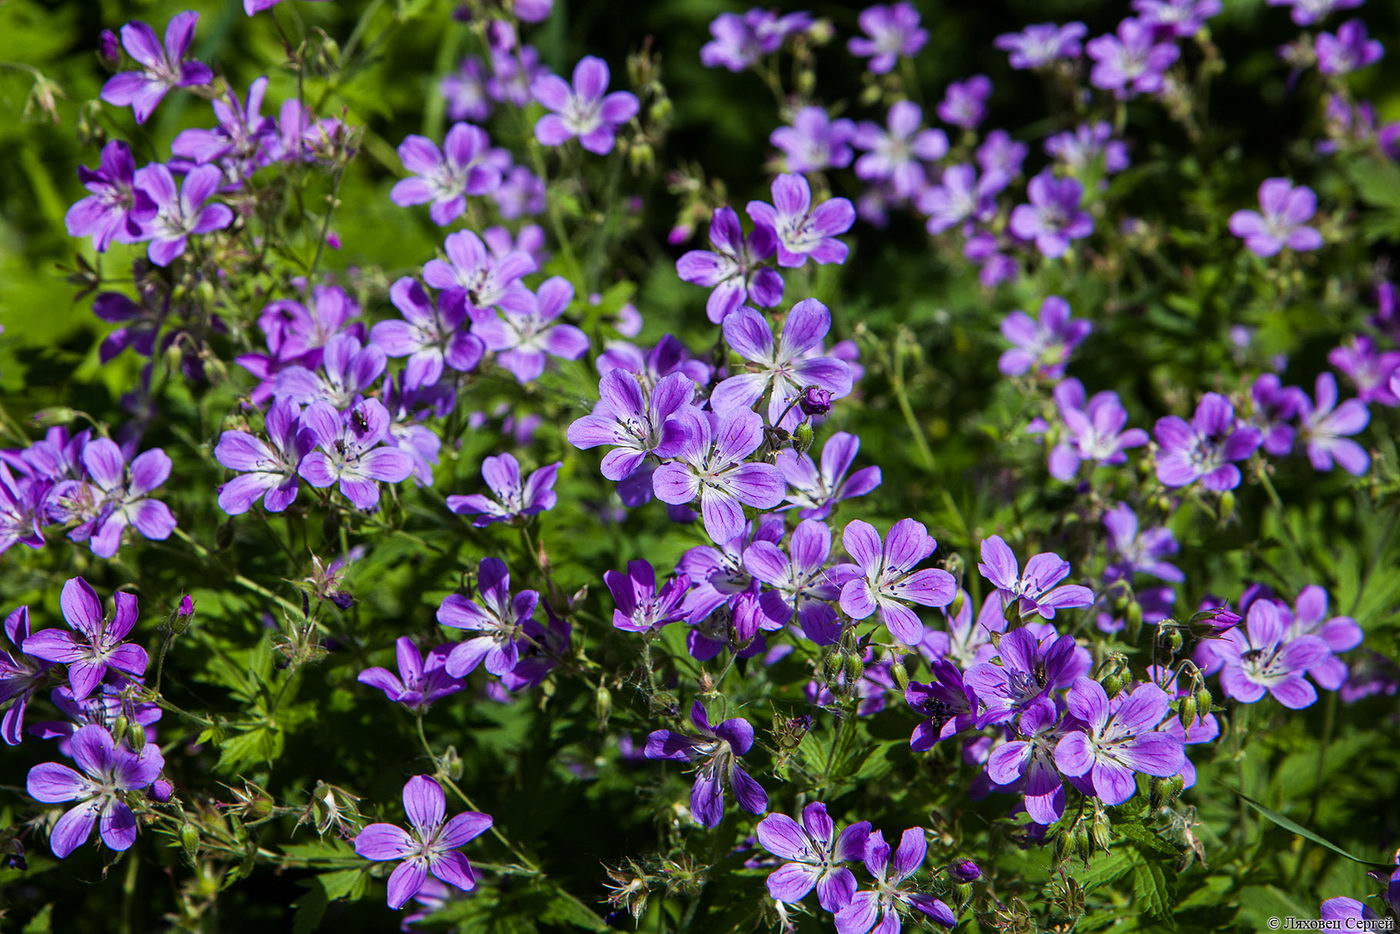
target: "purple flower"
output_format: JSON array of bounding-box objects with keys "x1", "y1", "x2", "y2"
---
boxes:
[
  {"x1": 437, "y1": 558, "x2": 538, "y2": 678},
  {"x1": 965, "y1": 625, "x2": 1090, "y2": 729},
  {"x1": 1284, "y1": 586, "x2": 1363, "y2": 691},
  {"x1": 1213, "y1": 599, "x2": 1330, "y2": 708},
  {"x1": 978, "y1": 535, "x2": 1094, "y2": 620},
  {"x1": 994, "y1": 22, "x2": 1088, "y2": 69},
  {"x1": 1331, "y1": 336, "x2": 1400, "y2": 406},
  {"x1": 700, "y1": 10, "x2": 812, "y2": 72},
  {"x1": 71, "y1": 439, "x2": 177, "y2": 558},
  {"x1": 274, "y1": 333, "x2": 386, "y2": 408},
  {"x1": 835, "y1": 828, "x2": 956, "y2": 933},
  {"x1": 440, "y1": 57, "x2": 491, "y2": 122},
  {"x1": 1086, "y1": 19, "x2": 1180, "y2": 98},
  {"x1": 1250, "y1": 373, "x2": 1307, "y2": 455},
  {"x1": 906, "y1": 659, "x2": 979, "y2": 750},
  {"x1": 774, "y1": 431, "x2": 882, "y2": 519},
  {"x1": 918, "y1": 164, "x2": 999, "y2": 234},
  {"x1": 653, "y1": 409, "x2": 786, "y2": 544},
  {"x1": 984, "y1": 700, "x2": 1070, "y2": 824},
  {"x1": 65, "y1": 141, "x2": 156, "y2": 252},
  {"x1": 756, "y1": 803, "x2": 870, "y2": 911},
  {"x1": 531, "y1": 56, "x2": 638, "y2": 155},
  {"x1": 1132, "y1": 0, "x2": 1222, "y2": 37},
  {"x1": 28, "y1": 680, "x2": 161, "y2": 754},
  {"x1": 920, "y1": 589, "x2": 1005, "y2": 669},
  {"x1": 744, "y1": 518, "x2": 842, "y2": 644},
  {"x1": 1299, "y1": 372, "x2": 1369, "y2": 475},
  {"x1": 746, "y1": 173, "x2": 855, "y2": 268},
  {"x1": 0, "y1": 464, "x2": 48, "y2": 556},
  {"x1": 297, "y1": 399, "x2": 415, "y2": 510},
  {"x1": 1228, "y1": 178, "x2": 1323, "y2": 257},
  {"x1": 473, "y1": 276, "x2": 589, "y2": 383},
  {"x1": 712, "y1": 300, "x2": 852, "y2": 429},
  {"x1": 978, "y1": 130, "x2": 1028, "y2": 182},
  {"x1": 644, "y1": 701, "x2": 767, "y2": 828},
  {"x1": 354, "y1": 775, "x2": 492, "y2": 909},
  {"x1": 853, "y1": 102, "x2": 948, "y2": 199},
  {"x1": 99, "y1": 12, "x2": 211, "y2": 124},
  {"x1": 133, "y1": 164, "x2": 234, "y2": 266},
  {"x1": 171, "y1": 77, "x2": 276, "y2": 171},
  {"x1": 771, "y1": 107, "x2": 856, "y2": 174},
  {"x1": 848, "y1": 3, "x2": 928, "y2": 74},
  {"x1": 1104, "y1": 504, "x2": 1183, "y2": 583},
  {"x1": 424, "y1": 230, "x2": 536, "y2": 316},
  {"x1": 0, "y1": 607, "x2": 49, "y2": 745},
  {"x1": 492, "y1": 166, "x2": 546, "y2": 219},
  {"x1": 215, "y1": 398, "x2": 314, "y2": 515},
  {"x1": 23, "y1": 580, "x2": 149, "y2": 703},
  {"x1": 372, "y1": 277, "x2": 484, "y2": 390},
  {"x1": 1047, "y1": 380, "x2": 1148, "y2": 479},
  {"x1": 358, "y1": 638, "x2": 464, "y2": 709},
  {"x1": 1153, "y1": 392, "x2": 1262, "y2": 491},
  {"x1": 605, "y1": 560, "x2": 689, "y2": 632},
  {"x1": 936, "y1": 75, "x2": 992, "y2": 130},
  {"x1": 26, "y1": 724, "x2": 164, "y2": 858},
  {"x1": 447, "y1": 454, "x2": 559, "y2": 527},
  {"x1": 998, "y1": 295, "x2": 1091, "y2": 379},
  {"x1": 1316, "y1": 19, "x2": 1383, "y2": 75},
  {"x1": 1054, "y1": 679, "x2": 1185, "y2": 805},
  {"x1": 390, "y1": 124, "x2": 501, "y2": 226},
  {"x1": 1009, "y1": 172, "x2": 1093, "y2": 258},
  {"x1": 832, "y1": 518, "x2": 956, "y2": 645},
  {"x1": 568, "y1": 369, "x2": 696, "y2": 481},
  {"x1": 1266, "y1": 0, "x2": 1362, "y2": 26},
  {"x1": 676, "y1": 207, "x2": 784, "y2": 323},
  {"x1": 1045, "y1": 122, "x2": 1130, "y2": 176}
]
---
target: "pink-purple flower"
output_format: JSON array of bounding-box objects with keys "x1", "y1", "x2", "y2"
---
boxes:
[
  {"x1": 644, "y1": 701, "x2": 767, "y2": 828},
  {"x1": 1085, "y1": 18, "x2": 1180, "y2": 98},
  {"x1": 1315, "y1": 19, "x2": 1383, "y2": 75},
  {"x1": 215, "y1": 398, "x2": 314, "y2": 515},
  {"x1": 1009, "y1": 172, "x2": 1093, "y2": 258},
  {"x1": 1053, "y1": 679, "x2": 1185, "y2": 804},
  {"x1": 65, "y1": 141, "x2": 156, "y2": 252},
  {"x1": 23, "y1": 578, "x2": 147, "y2": 705},
  {"x1": 568, "y1": 369, "x2": 696, "y2": 482},
  {"x1": 771, "y1": 107, "x2": 856, "y2": 174},
  {"x1": 446, "y1": 453, "x2": 559, "y2": 526},
  {"x1": 835, "y1": 828, "x2": 956, "y2": 932},
  {"x1": 531, "y1": 56, "x2": 638, "y2": 155},
  {"x1": 472, "y1": 276, "x2": 589, "y2": 383},
  {"x1": 1046, "y1": 379, "x2": 1148, "y2": 479},
  {"x1": 1209, "y1": 599, "x2": 1330, "y2": 708},
  {"x1": 133, "y1": 164, "x2": 234, "y2": 266},
  {"x1": 436, "y1": 557, "x2": 538, "y2": 678},
  {"x1": 999, "y1": 295, "x2": 1091, "y2": 380},
  {"x1": 978, "y1": 535, "x2": 1095, "y2": 620},
  {"x1": 297, "y1": 400, "x2": 415, "y2": 510},
  {"x1": 995, "y1": 22, "x2": 1088, "y2": 69},
  {"x1": 1298, "y1": 372, "x2": 1369, "y2": 475},
  {"x1": 832, "y1": 518, "x2": 956, "y2": 645},
  {"x1": 99, "y1": 12, "x2": 212, "y2": 124},
  {"x1": 848, "y1": 3, "x2": 928, "y2": 74},
  {"x1": 357, "y1": 638, "x2": 464, "y2": 710},
  {"x1": 605, "y1": 559, "x2": 689, "y2": 633},
  {"x1": 756, "y1": 802, "x2": 870, "y2": 911},
  {"x1": 390, "y1": 123, "x2": 502, "y2": 226},
  {"x1": 1153, "y1": 392, "x2": 1262, "y2": 491},
  {"x1": 676, "y1": 207, "x2": 784, "y2": 323},
  {"x1": 747, "y1": 174, "x2": 855, "y2": 268},
  {"x1": 1228, "y1": 179, "x2": 1323, "y2": 257}
]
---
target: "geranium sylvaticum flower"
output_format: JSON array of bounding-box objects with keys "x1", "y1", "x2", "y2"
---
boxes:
[
  {"x1": 835, "y1": 828, "x2": 956, "y2": 933},
  {"x1": 978, "y1": 535, "x2": 1095, "y2": 620},
  {"x1": 23, "y1": 578, "x2": 148, "y2": 701},
  {"x1": 132, "y1": 163, "x2": 233, "y2": 267},
  {"x1": 1283, "y1": 586, "x2": 1362, "y2": 691},
  {"x1": 1298, "y1": 372, "x2": 1370, "y2": 475},
  {"x1": 1228, "y1": 179, "x2": 1323, "y2": 257},
  {"x1": 847, "y1": 3, "x2": 928, "y2": 74},
  {"x1": 985, "y1": 700, "x2": 1071, "y2": 824},
  {"x1": 214, "y1": 398, "x2": 314, "y2": 515},
  {"x1": 65, "y1": 141, "x2": 156, "y2": 252},
  {"x1": 26, "y1": 724, "x2": 164, "y2": 858},
  {"x1": 1000, "y1": 297, "x2": 1090, "y2": 378},
  {"x1": 852, "y1": 101, "x2": 948, "y2": 199},
  {"x1": 1054, "y1": 678, "x2": 1185, "y2": 805},
  {"x1": 390, "y1": 123, "x2": 501, "y2": 226},
  {"x1": 770, "y1": 106, "x2": 856, "y2": 174},
  {"x1": 1209, "y1": 599, "x2": 1330, "y2": 708},
  {"x1": 918, "y1": 163, "x2": 999, "y2": 234},
  {"x1": 756, "y1": 802, "x2": 871, "y2": 911},
  {"x1": 652, "y1": 409, "x2": 786, "y2": 544},
  {"x1": 71, "y1": 438, "x2": 177, "y2": 558},
  {"x1": 354, "y1": 775, "x2": 492, "y2": 909},
  {"x1": 357, "y1": 637, "x2": 463, "y2": 710},
  {"x1": 472, "y1": 275, "x2": 589, "y2": 383},
  {"x1": 774, "y1": 431, "x2": 882, "y2": 520},
  {"x1": 530, "y1": 55, "x2": 638, "y2": 155},
  {"x1": 675, "y1": 206, "x2": 784, "y2": 323},
  {"x1": 831, "y1": 518, "x2": 956, "y2": 645},
  {"x1": 644, "y1": 701, "x2": 767, "y2": 828},
  {"x1": 297, "y1": 399, "x2": 415, "y2": 510},
  {"x1": 936, "y1": 75, "x2": 991, "y2": 130},
  {"x1": 0, "y1": 607, "x2": 49, "y2": 745},
  {"x1": 423, "y1": 230, "x2": 536, "y2": 316},
  {"x1": 446, "y1": 453, "x2": 559, "y2": 526},
  {"x1": 568, "y1": 369, "x2": 695, "y2": 481},
  {"x1": 1085, "y1": 18, "x2": 1180, "y2": 98},
  {"x1": 747, "y1": 173, "x2": 855, "y2": 268},
  {"x1": 100, "y1": 11, "x2": 212, "y2": 123},
  {"x1": 371, "y1": 277, "x2": 484, "y2": 391},
  {"x1": 605, "y1": 559, "x2": 690, "y2": 632},
  {"x1": 744, "y1": 518, "x2": 842, "y2": 644},
  {"x1": 995, "y1": 22, "x2": 1088, "y2": 69},
  {"x1": 1153, "y1": 392, "x2": 1262, "y2": 491},
  {"x1": 1047, "y1": 379, "x2": 1148, "y2": 479},
  {"x1": 906, "y1": 659, "x2": 979, "y2": 750},
  {"x1": 965, "y1": 626, "x2": 1091, "y2": 727},
  {"x1": 1315, "y1": 19, "x2": 1383, "y2": 75},
  {"x1": 1103, "y1": 504, "x2": 1183, "y2": 583},
  {"x1": 1010, "y1": 171, "x2": 1093, "y2": 258},
  {"x1": 700, "y1": 9, "x2": 812, "y2": 72},
  {"x1": 436, "y1": 558, "x2": 538, "y2": 678}
]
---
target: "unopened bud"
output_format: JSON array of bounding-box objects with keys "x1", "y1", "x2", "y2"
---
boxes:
[
  {"x1": 793, "y1": 421, "x2": 815, "y2": 454},
  {"x1": 1193, "y1": 687, "x2": 1212, "y2": 719},
  {"x1": 1099, "y1": 653, "x2": 1129, "y2": 697},
  {"x1": 111, "y1": 715, "x2": 130, "y2": 746},
  {"x1": 127, "y1": 723, "x2": 146, "y2": 749},
  {"x1": 98, "y1": 29, "x2": 121, "y2": 69},
  {"x1": 180, "y1": 823, "x2": 200, "y2": 861},
  {"x1": 949, "y1": 859, "x2": 981, "y2": 883},
  {"x1": 800, "y1": 386, "x2": 833, "y2": 417},
  {"x1": 844, "y1": 652, "x2": 865, "y2": 684},
  {"x1": 30, "y1": 407, "x2": 77, "y2": 427},
  {"x1": 1178, "y1": 695, "x2": 1198, "y2": 731},
  {"x1": 628, "y1": 141, "x2": 654, "y2": 174},
  {"x1": 149, "y1": 778, "x2": 173, "y2": 803},
  {"x1": 890, "y1": 658, "x2": 910, "y2": 693},
  {"x1": 1091, "y1": 812, "x2": 1111, "y2": 852},
  {"x1": 1218, "y1": 490, "x2": 1236, "y2": 518},
  {"x1": 595, "y1": 684, "x2": 612, "y2": 731}
]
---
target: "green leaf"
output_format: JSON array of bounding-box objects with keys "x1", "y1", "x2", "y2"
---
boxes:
[
  {"x1": 1223, "y1": 785, "x2": 1391, "y2": 866},
  {"x1": 217, "y1": 725, "x2": 285, "y2": 774},
  {"x1": 291, "y1": 883, "x2": 328, "y2": 934},
  {"x1": 538, "y1": 882, "x2": 611, "y2": 931},
  {"x1": 1075, "y1": 850, "x2": 1136, "y2": 890},
  {"x1": 21, "y1": 904, "x2": 52, "y2": 934},
  {"x1": 1132, "y1": 859, "x2": 1172, "y2": 922},
  {"x1": 1347, "y1": 159, "x2": 1400, "y2": 210},
  {"x1": 1115, "y1": 822, "x2": 1181, "y2": 858}
]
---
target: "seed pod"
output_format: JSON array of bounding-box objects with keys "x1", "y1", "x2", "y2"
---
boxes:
[
  {"x1": 180, "y1": 823, "x2": 200, "y2": 862},
  {"x1": 890, "y1": 658, "x2": 910, "y2": 693},
  {"x1": 1090, "y1": 812, "x2": 1111, "y2": 852},
  {"x1": 595, "y1": 684, "x2": 612, "y2": 732},
  {"x1": 845, "y1": 651, "x2": 865, "y2": 684},
  {"x1": 1178, "y1": 695, "x2": 1198, "y2": 731},
  {"x1": 111, "y1": 715, "x2": 130, "y2": 746},
  {"x1": 1218, "y1": 490, "x2": 1236, "y2": 518},
  {"x1": 1194, "y1": 687, "x2": 1212, "y2": 720}
]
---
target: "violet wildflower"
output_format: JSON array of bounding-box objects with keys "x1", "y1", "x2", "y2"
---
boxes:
[
  {"x1": 0, "y1": 464, "x2": 47, "y2": 556},
  {"x1": 1153, "y1": 392, "x2": 1262, "y2": 491},
  {"x1": 979, "y1": 535, "x2": 1095, "y2": 620},
  {"x1": 423, "y1": 230, "x2": 536, "y2": 316},
  {"x1": 774, "y1": 430, "x2": 882, "y2": 519},
  {"x1": 486, "y1": 36, "x2": 543, "y2": 107},
  {"x1": 171, "y1": 77, "x2": 276, "y2": 170},
  {"x1": 1283, "y1": 586, "x2": 1362, "y2": 691},
  {"x1": 700, "y1": 10, "x2": 812, "y2": 72},
  {"x1": 852, "y1": 102, "x2": 949, "y2": 199},
  {"x1": 446, "y1": 454, "x2": 559, "y2": 527},
  {"x1": 0, "y1": 607, "x2": 49, "y2": 745},
  {"x1": 437, "y1": 558, "x2": 537, "y2": 678},
  {"x1": 921, "y1": 589, "x2": 1004, "y2": 669},
  {"x1": 354, "y1": 775, "x2": 492, "y2": 909},
  {"x1": 644, "y1": 701, "x2": 767, "y2": 828},
  {"x1": 605, "y1": 560, "x2": 689, "y2": 632},
  {"x1": 72, "y1": 438, "x2": 177, "y2": 558},
  {"x1": 918, "y1": 164, "x2": 998, "y2": 234},
  {"x1": 906, "y1": 659, "x2": 979, "y2": 750},
  {"x1": 1298, "y1": 372, "x2": 1369, "y2": 475},
  {"x1": 756, "y1": 803, "x2": 870, "y2": 911},
  {"x1": 473, "y1": 276, "x2": 589, "y2": 383},
  {"x1": 133, "y1": 164, "x2": 234, "y2": 266},
  {"x1": 1267, "y1": 0, "x2": 1362, "y2": 26},
  {"x1": 100, "y1": 12, "x2": 212, "y2": 124},
  {"x1": 28, "y1": 681, "x2": 161, "y2": 754},
  {"x1": 711, "y1": 301, "x2": 852, "y2": 430},
  {"x1": 297, "y1": 399, "x2": 415, "y2": 510},
  {"x1": 744, "y1": 518, "x2": 842, "y2": 644},
  {"x1": 1085, "y1": 19, "x2": 1180, "y2": 98},
  {"x1": 677, "y1": 207, "x2": 784, "y2": 323},
  {"x1": 1009, "y1": 172, "x2": 1093, "y2": 258},
  {"x1": 1054, "y1": 679, "x2": 1185, "y2": 804},
  {"x1": 568, "y1": 369, "x2": 696, "y2": 481},
  {"x1": 1212, "y1": 599, "x2": 1330, "y2": 708},
  {"x1": 1132, "y1": 0, "x2": 1222, "y2": 37},
  {"x1": 371, "y1": 277, "x2": 483, "y2": 390},
  {"x1": 440, "y1": 57, "x2": 491, "y2": 122},
  {"x1": 984, "y1": 700, "x2": 1071, "y2": 824},
  {"x1": 215, "y1": 398, "x2": 314, "y2": 515},
  {"x1": 831, "y1": 518, "x2": 956, "y2": 645},
  {"x1": 835, "y1": 828, "x2": 956, "y2": 933},
  {"x1": 1045, "y1": 122, "x2": 1130, "y2": 176},
  {"x1": 24, "y1": 578, "x2": 147, "y2": 704},
  {"x1": 275, "y1": 333, "x2": 386, "y2": 408},
  {"x1": 936, "y1": 75, "x2": 992, "y2": 130},
  {"x1": 1228, "y1": 178, "x2": 1323, "y2": 257},
  {"x1": 994, "y1": 22, "x2": 1088, "y2": 69},
  {"x1": 531, "y1": 56, "x2": 638, "y2": 155},
  {"x1": 1331, "y1": 336, "x2": 1400, "y2": 406},
  {"x1": 1046, "y1": 380, "x2": 1148, "y2": 479},
  {"x1": 848, "y1": 3, "x2": 928, "y2": 74},
  {"x1": 977, "y1": 130, "x2": 1028, "y2": 182},
  {"x1": 492, "y1": 166, "x2": 546, "y2": 219},
  {"x1": 1250, "y1": 373, "x2": 1308, "y2": 455},
  {"x1": 390, "y1": 124, "x2": 501, "y2": 226},
  {"x1": 652, "y1": 409, "x2": 786, "y2": 544},
  {"x1": 998, "y1": 295, "x2": 1091, "y2": 379},
  {"x1": 747, "y1": 173, "x2": 855, "y2": 268},
  {"x1": 1316, "y1": 20, "x2": 1383, "y2": 75},
  {"x1": 1103, "y1": 504, "x2": 1183, "y2": 583},
  {"x1": 26, "y1": 724, "x2": 164, "y2": 858},
  {"x1": 770, "y1": 107, "x2": 856, "y2": 174},
  {"x1": 358, "y1": 638, "x2": 463, "y2": 709},
  {"x1": 65, "y1": 141, "x2": 156, "y2": 252},
  {"x1": 966, "y1": 625, "x2": 1090, "y2": 727}
]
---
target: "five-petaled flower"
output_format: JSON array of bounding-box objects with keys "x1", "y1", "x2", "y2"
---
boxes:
[
  {"x1": 531, "y1": 56, "x2": 639, "y2": 155},
  {"x1": 1054, "y1": 678, "x2": 1185, "y2": 805},
  {"x1": 832, "y1": 518, "x2": 957, "y2": 645},
  {"x1": 100, "y1": 11, "x2": 212, "y2": 123},
  {"x1": 644, "y1": 701, "x2": 767, "y2": 828},
  {"x1": 25, "y1": 579, "x2": 148, "y2": 701},
  {"x1": 756, "y1": 802, "x2": 871, "y2": 911}
]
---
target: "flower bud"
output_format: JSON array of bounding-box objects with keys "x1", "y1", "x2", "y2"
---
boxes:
[
  {"x1": 793, "y1": 420, "x2": 815, "y2": 454},
  {"x1": 127, "y1": 723, "x2": 146, "y2": 750},
  {"x1": 180, "y1": 823, "x2": 200, "y2": 861},
  {"x1": 595, "y1": 684, "x2": 612, "y2": 731},
  {"x1": 1217, "y1": 490, "x2": 1236, "y2": 518},
  {"x1": 1194, "y1": 687, "x2": 1212, "y2": 720},
  {"x1": 111, "y1": 715, "x2": 130, "y2": 746},
  {"x1": 1098, "y1": 653, "x2": 1129, "y2": 697},
  {"x1": 800, "y1": 386, "x2": 833, "y2": 417},
  {"x1": 949, "y1": 859, "x2": 981, "y2": 883},
  {"x1": 890, "y1": 658, "x2": 910, "y2": 693},
  {"x1": 1178, "y1": 695, "x2": 1198, "y2": 731},
  {"x1": 148, "y1": 779, "x2": 173, "y2": 803},
  {"x1": 98, "y1": 29, "x2": 121, "y2": 69},
  {"x1": 1090, "y1": 812, "x2": 1111, "y2": 852},
  {"x1": 845, "y1": 651, "x2": 865, "y2": 684},
  {"x1": 30, "y1": 407, "x2": 77, "y2": 427}
]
